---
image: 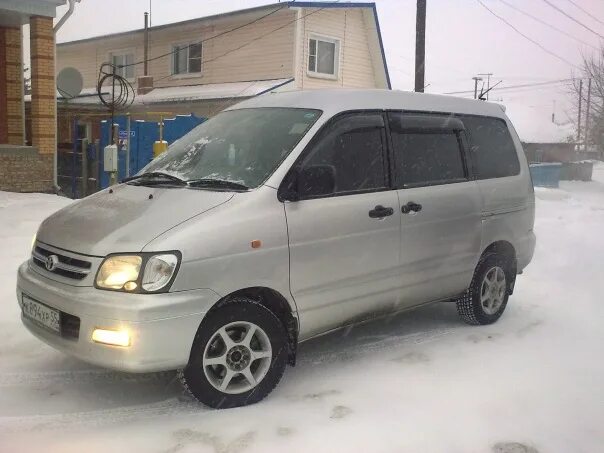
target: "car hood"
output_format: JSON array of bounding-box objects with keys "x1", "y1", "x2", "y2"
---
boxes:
[{"x1": 37, "y1": 184, "x2": 234, "y2": 256}]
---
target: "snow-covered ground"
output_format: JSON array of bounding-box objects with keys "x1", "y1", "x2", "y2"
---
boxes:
[{"x1": 1, "y1": 167, "x2": 603, "y2": 453}]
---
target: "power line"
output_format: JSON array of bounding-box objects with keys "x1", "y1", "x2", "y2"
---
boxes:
[
  {"x1": 444, "y1": 78, "x2": 574, "y2": 95},
  {"x1": 564, "y1": 0, "x2": 604, "y2": 27},
  {"x1": 475, "y1": 0, "x2": 581, "y2": 69},
  {"x1": 121, "y1": 4, "x2": 288, "y2": 69},
  {"x1": 154, "y1": 4, "x2": 336, "y2": 83},
  {"x1": 541, "y1": 0, "x2": 604, "y2": 39},
  {"x1": 496, "y1": 0, "x2": 599, "y2": 51}
]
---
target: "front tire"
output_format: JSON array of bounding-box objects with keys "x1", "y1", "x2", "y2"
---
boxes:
[
  {"x1": 456, "y1": 253, "x2": 512, "y2": 325},
  {"x1": 180, "y1": 297, "x2": 288, "y2": 408}
]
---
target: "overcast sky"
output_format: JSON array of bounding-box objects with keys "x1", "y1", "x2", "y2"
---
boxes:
[{"x1": 30, "y1": 0, "x2": 604, "y2": 140}]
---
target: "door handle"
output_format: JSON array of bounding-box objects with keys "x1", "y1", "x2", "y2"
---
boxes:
[
  {"x1": 368, "y1": 205, "x2": 394, "y2": 218},
  {"x1": 402, "y1": 201, "x2": 422, "y2": 214}
]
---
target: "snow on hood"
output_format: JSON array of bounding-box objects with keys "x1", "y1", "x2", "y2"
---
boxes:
[{"x1": 36, "y1": 184, "x2": 233, "y2": 256}]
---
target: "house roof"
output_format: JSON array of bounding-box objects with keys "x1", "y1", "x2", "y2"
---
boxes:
[
  {"x1": 0, "y1": 0, "x2": 66, "y2": 26},
  {"x1": 25, "y1": 78, "x2": 296, "y2": 105},
  {"x1": 138, "y1": 78, "x2": 295, "y2": 104},
  {"x1": 57, "y1": 2, "x2": 390, "y2": 89}
]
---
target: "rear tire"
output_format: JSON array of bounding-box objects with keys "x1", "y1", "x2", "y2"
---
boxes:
[
  {"x1": 180, "y1": 297, "x2": 288, "y2": 409},
  {"x1": 456, "y1": 253, "x2": 512, "y2": 325}
]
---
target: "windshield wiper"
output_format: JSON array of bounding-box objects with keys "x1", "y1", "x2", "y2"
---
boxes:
[
  {"x1": 187, "y1": 178, "x2": 249, "y2": 191},
  {"x1": 122, "y1": 172, "x2": 187, "y2": 186}
]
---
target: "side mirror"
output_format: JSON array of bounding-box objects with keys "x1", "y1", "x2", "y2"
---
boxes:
[
  {"x1": 278, "y1": 164, "x2": 336, "y2": 202},
  {"x1": 298, "y1": 164, "x2": 336, "y2": 198}
]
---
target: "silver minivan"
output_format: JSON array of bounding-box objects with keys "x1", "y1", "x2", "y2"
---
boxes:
[{"x1": 17, "y1": 90, "x2": 535, "y2": 408}]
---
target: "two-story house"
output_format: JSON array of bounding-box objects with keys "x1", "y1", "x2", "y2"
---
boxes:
[{"x1": 51, "y1": 1, "x2": 390, "y2": 142}]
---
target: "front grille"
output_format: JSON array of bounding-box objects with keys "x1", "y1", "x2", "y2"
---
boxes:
[
  {"x1": 60, "y1": 312, "x2": 81, "y2": 340},
  {"x1": 32, "y1": 245, "x2": 92, "y2": 280}
]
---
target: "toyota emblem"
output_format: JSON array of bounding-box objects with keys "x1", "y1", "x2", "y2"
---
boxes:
[{"x1": 45, "y1": 254, "x2": 59, "y2": 272}]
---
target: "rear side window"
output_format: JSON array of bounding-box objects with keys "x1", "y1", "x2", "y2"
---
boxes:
[
  {"x1": 389, "y1": 113, "x2": 467, "y2": 188},
  {"x1": 460, "y1": 115, "x2": 520, "y2": 179}
]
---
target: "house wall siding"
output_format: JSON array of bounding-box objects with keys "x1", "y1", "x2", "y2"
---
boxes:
[
  {"x1": 295, "y1": 7, "x2": 377, "y2": 90},
  {"x1": 56, "y1": 9, "x2": 296, "y2": 89}
]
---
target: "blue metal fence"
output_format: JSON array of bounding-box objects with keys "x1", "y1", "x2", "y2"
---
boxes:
[{"x1": 99, "y1": 114, "x2": 205, "y2": 189}]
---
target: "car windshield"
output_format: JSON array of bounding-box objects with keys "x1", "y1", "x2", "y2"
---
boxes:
[{"x1": 140, "y1": 107, "x2": 321, "y2": 189}]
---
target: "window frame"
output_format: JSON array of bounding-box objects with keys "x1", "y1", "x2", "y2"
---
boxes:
[
  {"x1": 386, "y1": 110, "x2": 472, "y2": 189},
  {"x1": 456, "y1": 113, "x2": 521, "y2": 180},
  {"x1": 171, "y1": 41, "x2": 203, "y2": 77},
  {"x1": 108, "y1": 49, "x2": 135, "y2": 81},
  {"x1": 279, "y1": 110, "x2": 393, "y2": 201},
  {"x1": 307, "y1": 33, "x2": 340, "y2": 80}
]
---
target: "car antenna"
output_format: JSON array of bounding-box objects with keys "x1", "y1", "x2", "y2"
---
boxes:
[{"x1": 478, "y1": 80, "x2": 502, "y2": 101}]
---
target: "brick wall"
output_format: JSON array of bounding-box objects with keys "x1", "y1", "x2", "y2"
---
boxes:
[
  {"x1": 0, "y1": 146, "x2": 54, "y2": 192},
  {"x1": 30, "y1": 16, "x2": 55, "y2": 155},
  {"x1": 0, "y1": 26, "x2": 24, "y2": 145}
]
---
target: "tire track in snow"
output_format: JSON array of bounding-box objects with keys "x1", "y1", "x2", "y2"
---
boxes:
[
  {"x1": 297, "y1": 327, "x2": 455, "y2": 365},
  {"x1": 0, "y1": 397, "x2": 204, "y2": 434},
  {"x1": 0, "y1": 369, "x2": 175, "y2": 387}
]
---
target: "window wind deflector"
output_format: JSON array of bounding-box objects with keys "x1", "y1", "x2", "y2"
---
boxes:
[
  {"x1": 187, "y1": 178, "x2": 249, "y2": 191},
  {"x1": 392, "y1": 115, "x2": 465, "y2": 133},
  {"x1": 122, "y1": 172, "x2": 187, "y2": 185}
]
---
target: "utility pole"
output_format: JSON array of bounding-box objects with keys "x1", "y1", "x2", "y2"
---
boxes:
[
  {"x1": 144, "y1": 12, "x2": 149, "y2": 76},
  {"x1": 478, "y1": 73, "x2": 493, "y2": 100},
  {"x1": 577, "y1": 79, "x2": 583, "y2": 146},
  {"x1": 472, "y1": 76, "x2": 482, "y2": 99},
  {"x1": 585, "y1": 78, "x2": 592, "y2": 152},
  {"x1": 414, "y1": 0, "x2": 426, "y2": 92}
]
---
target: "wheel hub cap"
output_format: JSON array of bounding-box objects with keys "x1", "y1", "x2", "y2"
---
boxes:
[
  {"x1": 480, "y1": 266, "x2": 507, "y2": 315},
  {"x1": 226, "y1": 345, "x2": 251, "y2": 371},
  {"x1": 202, "y1": 321, "x2": 272, "y2": 395}
]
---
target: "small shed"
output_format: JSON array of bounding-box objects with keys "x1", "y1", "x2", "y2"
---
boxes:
[{"x1": 504, "y1": 104, "x2": 576, "y2": 163}]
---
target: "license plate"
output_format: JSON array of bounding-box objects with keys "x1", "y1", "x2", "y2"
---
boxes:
[{"x1": 21, "y1": 294, "x2": 61, "y2": 334}]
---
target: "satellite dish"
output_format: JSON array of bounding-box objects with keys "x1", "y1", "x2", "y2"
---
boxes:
[{"x1": 57, "y1": 67, "x2": 83, "y2": 99}]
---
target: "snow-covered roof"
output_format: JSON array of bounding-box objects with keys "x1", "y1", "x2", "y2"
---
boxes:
[
  {"x1": 138, "y1": 78, "x2": 294, "y2": 104},
  {"x1": 24, "y1": 79, "x2": 295, "y2": 106},
  {"x1": 504, "y1": 103, "x2": 575, "y2": 144},
  {"x1": 24, "y1": 87, "x2": 101, "y2": 104}
]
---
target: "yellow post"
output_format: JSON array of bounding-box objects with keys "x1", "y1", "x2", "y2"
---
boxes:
[{"x1": 153, "y1": 116, "x2": 168, "y2": 157}]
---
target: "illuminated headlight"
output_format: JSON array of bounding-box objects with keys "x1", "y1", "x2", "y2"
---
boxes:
[
  {"x1": 142, "y1": 254, "x2": 179, "y2": 292},
  {"x1": 95, "y1": 252, "x2": 179, "y2": 293},
  {"x1": 96, "y1": 255, "x2": 142, "y2": 290}
]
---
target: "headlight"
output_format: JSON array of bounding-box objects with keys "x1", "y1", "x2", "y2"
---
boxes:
[
  {"x1": 142, "y1": 254, "x2": 179, "y2": 292},
  {"x1": 31, "y1": 232, "x2": 37, "y2": 252},
  {"x1": 96, "y1": 255, "x2": 142, "y2": 290},
  {"x1": 95, "y1": 252, "x2": 179, "y2": 293}
]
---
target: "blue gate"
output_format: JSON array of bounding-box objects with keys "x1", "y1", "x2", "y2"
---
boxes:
[{"x1": 99, "y1": 114, "x2": 205, "y2": 189}]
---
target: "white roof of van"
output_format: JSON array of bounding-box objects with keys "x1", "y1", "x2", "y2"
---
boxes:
[{"x1": 231, "y1": 89, "x2": 508, "y2": 119}]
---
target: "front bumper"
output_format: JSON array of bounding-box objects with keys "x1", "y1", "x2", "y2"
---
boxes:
[{"x1": 17, "y1": 261, "x2": 221, "y2": 373}]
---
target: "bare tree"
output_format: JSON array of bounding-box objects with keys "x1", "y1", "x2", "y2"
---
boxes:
[{"x1": 571, "y1": 47, "x2": 604, "y2": 154}]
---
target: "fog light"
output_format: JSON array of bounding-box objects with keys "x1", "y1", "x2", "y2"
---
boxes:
[
  {"x1": 92, "y1": 328, "x2": 130, "y2": 347},
  {"x1": 123, "y1": 281, "x2": 138, "y2": 291}
]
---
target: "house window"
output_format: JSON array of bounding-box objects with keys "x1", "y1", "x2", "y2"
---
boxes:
[
  {"x1": 111, "y1": 53, "x2": 134, "y2": 79},
  {"x1": 308, "y1": 35, "x2": 339, "y2": 77},
  {"x1": 173, "y1": 42, "x2": 202, "y2": 75}
]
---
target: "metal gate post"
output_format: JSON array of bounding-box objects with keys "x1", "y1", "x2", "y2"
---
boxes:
[
  {"x1": 71, "y1": 116, "x2": 78, "y2": 199},
  {"x1": 81, "y1": 138, "x2": 88, "y2": 197}
]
